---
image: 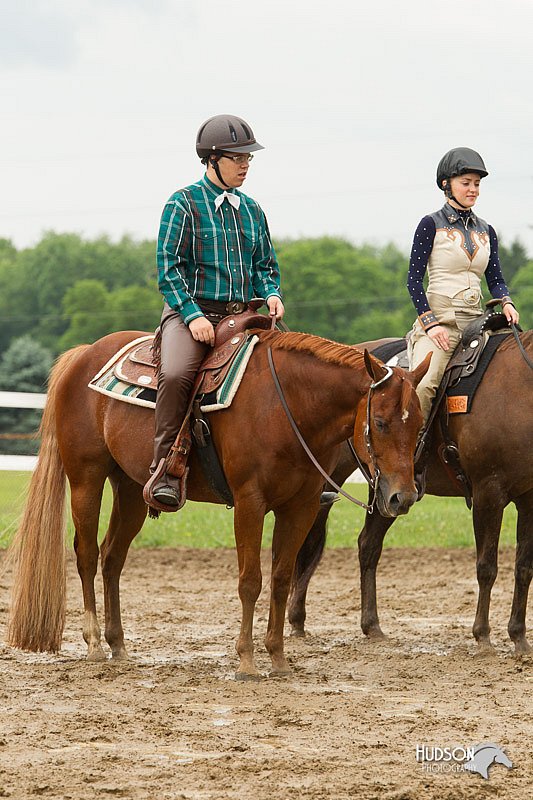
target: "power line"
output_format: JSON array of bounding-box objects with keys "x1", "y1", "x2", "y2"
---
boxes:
[{"x1": 1, "y1": 295, "x2": 411, "y2": 324}]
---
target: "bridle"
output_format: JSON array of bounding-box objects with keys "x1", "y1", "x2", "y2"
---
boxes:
[
  {"x1": 348, "y1": 363, "x2": 394, "y2": 501},
  {"x1": 267, "y1": 346, "x2": 394, "y2": 513}
]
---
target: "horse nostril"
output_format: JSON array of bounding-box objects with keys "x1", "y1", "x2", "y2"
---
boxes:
[{"x1": 390, "y1": 491, "x2": 417, "y2": 514}]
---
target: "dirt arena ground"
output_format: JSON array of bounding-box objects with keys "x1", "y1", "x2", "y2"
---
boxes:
[{"x1": 0, "y1": 546, "x2": 531, "y2": 800}]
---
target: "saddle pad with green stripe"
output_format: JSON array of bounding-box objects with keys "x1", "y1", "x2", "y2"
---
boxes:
[{"x1": 88, "y1": 333, "x2": 259, "y2": 412}]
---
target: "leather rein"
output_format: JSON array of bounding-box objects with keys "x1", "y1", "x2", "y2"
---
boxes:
[
  {"x1": 267, "y1": 346, "x2": 393, "y2": 513},
  {"x1": 511, "y1": 322, "x2": 533, "y2": 371}
]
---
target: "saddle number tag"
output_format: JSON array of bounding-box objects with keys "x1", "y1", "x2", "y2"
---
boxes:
[{"x1": 447, "y1": 396, "x2": 468, "y2": 414}]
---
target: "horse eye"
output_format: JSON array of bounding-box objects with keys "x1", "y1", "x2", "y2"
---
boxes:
[{"x1": 374, "y1": 418, "x2": 388, "y2": 433}]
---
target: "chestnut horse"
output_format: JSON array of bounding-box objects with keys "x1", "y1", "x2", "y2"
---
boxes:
[
  {"x1": 7, "y1": 329, "x2": 429, "y2": 678},
  {"x1": 288, "y1": 331, "x2": 533, "y2": 655}
]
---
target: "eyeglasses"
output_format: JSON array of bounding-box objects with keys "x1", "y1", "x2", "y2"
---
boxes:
[{"x1": 221, "y1": 154, "x2": 254, "y2": 164}]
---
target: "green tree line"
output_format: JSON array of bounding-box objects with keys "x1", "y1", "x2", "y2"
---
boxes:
[{"x1": 1, "y1": 230, "x2": 531, "y2": 357}]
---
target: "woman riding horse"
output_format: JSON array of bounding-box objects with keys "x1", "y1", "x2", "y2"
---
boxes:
[
  {"x1": 288, "y1": 323, "x2": 533, "y2": 656},
  {"x1": 406, "y1": 147, "x2": 520, "y2": 423}
]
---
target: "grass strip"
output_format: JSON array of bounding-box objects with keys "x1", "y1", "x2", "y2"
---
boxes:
[{"x1": 0, "y1": 472, "x2": 516, "y2": 550}]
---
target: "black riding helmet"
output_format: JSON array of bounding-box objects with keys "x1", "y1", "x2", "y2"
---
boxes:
[
  {"x1": 437, "y1": 147, "x2": 488, "y2": 189},
  {"x1": 436, "y1": 147, "x2": 488, "y2": 210}
]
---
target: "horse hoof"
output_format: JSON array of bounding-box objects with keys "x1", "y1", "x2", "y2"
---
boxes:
[
  {"x1": 365, "y1": 627, "x2": 386, "y2": 641},
  {"x1": 111, "y1": 648, "x2": 129, "y2": 661},
  {"x1": 86, "y1": 647, "x2": 107, "y2": 662},
  {"x1": 513, "y1": 640, "x2": 532, "y2": 656},
  {"x1": 235, "y1": 670, "x2": 263, "y2": 682},
  {"x1": 269, "y1": 668, "x2": 292, "y2": 678},
  {"x1": 474, "y1": 641, "x2": 494, "y2": 658},
  {"x1": 290, "y1": 627, "x2": 305, "y2": 638}
]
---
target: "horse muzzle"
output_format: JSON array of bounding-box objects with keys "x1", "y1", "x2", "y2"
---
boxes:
[{"x1": 376, "y1": 481, "x2": 418, "y2": 518}]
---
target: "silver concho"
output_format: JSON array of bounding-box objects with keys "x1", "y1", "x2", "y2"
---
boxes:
[{"x1": 463, "y1": 288, "x2": 480, "y2": 306}]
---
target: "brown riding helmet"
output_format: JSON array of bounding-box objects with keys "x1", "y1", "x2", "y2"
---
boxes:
[{"x1": 196, "y1": 114, "x2": 264, "y2": 159}]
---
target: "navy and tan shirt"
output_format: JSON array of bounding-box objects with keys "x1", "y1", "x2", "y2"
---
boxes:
[
  {"x1": 407, "y1": 203, "x2": 511, "y2": 330},
  {"x1": 157, "y1": 175, "x2": 281, "y2": 324}
]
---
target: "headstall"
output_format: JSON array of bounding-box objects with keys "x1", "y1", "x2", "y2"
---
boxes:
[{"x1": 267, "y1": 347, "x2": 393, "y2": 513}]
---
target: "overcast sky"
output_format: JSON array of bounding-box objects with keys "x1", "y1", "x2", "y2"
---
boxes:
[{"x1": 2, "y1": 0, "x2": 533, "y2": 257}]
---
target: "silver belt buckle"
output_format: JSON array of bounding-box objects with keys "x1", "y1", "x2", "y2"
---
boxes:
[
  {"x1": 462, "y1": 289, "x2": 480, "y2": 306},
  {"x1": 227, "y1": 301, "x2": 245, "y2": 314}
]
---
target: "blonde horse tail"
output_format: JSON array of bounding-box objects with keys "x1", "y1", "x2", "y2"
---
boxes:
[{"x1": 6, "y1": 345, "x2": 90, "y2": 652}]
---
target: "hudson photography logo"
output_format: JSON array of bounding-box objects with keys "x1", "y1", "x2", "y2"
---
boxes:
[{"x1": 416, "y1": 742, "x2": 513, "y2": 779}]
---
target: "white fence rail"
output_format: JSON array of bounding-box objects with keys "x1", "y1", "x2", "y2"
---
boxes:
[
  {"x1": 0, "y1": 455, "x2": 38, "y2": 470},
  {"x1": 0, "y1": 391, "x2": 44, "y2": 470},
  {"x1": 0, "y1": 391, "x2": 46, "y2": 409}
]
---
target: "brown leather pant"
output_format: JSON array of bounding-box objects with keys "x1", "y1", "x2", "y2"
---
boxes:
[{"x1": 151, "y1": 304, "x2": 210, "y2": 479}]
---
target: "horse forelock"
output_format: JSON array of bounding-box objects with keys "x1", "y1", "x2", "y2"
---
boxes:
[{"x1": 256, "y1": 330, "x2": 365, "y2": 369}]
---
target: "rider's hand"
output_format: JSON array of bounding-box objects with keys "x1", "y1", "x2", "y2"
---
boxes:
[
  {"x1": 503, "y1": 302, "x2": 520, "y2": 326},
  {"x1": 267, "y1": 296, "x2": 285, "y2": 320},
  {"x1": 189, "y1": 316, "x2": 215, "y2": 346},
  {"x1": 427, "y1": 324, "x2": 450, "y2": 351}
]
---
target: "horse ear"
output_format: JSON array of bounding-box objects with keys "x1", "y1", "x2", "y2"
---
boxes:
[
  {"x1": 410, "y1": 352, "x2": 432, "y2": 388},
  {"x1": 364, "y1": 349, "x2": 388, "y2": 382}
]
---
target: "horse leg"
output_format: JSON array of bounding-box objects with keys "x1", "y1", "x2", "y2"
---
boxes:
[
  {"x1": 288, "y1": 498, "x2": 335, "y2": 636},
  {"x1": 289, "y1": 444, "x2": 356, "y2": 636},
  {"x1": 508, "y1": 488, "x2": 533, "y2": 654},
  {"x1": 100, "y1": 472, "x2": 147, "y2": 660},
  {"x1": 71, "y1": 475, "x2": 107, "y2": 661},
  {"x1": 266, "y1": 498, "x2": 321, "y2": 676},
  {"x1": 472, "y1": 492, "x2": 504, "y2": 649},
  {"x1": 233, "y1": 498, "x2": 265, "y2": 680},
  {"x1": 359, "y1": 508, "x2": 395, "y2": 639}
]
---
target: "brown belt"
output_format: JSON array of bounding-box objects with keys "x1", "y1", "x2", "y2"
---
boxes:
[{"x1": 197, "y1": 299, "x2": 249, "y2": 317}]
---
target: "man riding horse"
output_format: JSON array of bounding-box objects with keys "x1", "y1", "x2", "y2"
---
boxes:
[{"x1": 147, "y1": 114, "x2": 285, "y2": 508}]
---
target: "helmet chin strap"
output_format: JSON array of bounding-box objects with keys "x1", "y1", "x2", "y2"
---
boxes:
[
  {"x1": 210, "y1": 156, "x2": 231, "y2": 189},
  {"x1": 443, "y1": 182, "x2": 470, "y2": 211}
]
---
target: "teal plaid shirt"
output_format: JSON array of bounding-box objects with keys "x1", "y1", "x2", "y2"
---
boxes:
[{"x1": 157, "y1": 174, "x2": 281, "y2": 324}]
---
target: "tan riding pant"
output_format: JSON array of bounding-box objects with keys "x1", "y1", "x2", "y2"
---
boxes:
[{"x1": 408, "y1": 295, "x2": 482, "y2": 422}]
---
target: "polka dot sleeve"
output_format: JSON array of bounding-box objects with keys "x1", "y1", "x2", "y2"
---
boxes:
[
  {"x1": 406, "y1": 216, "x2": 436, "y2": 316},
  {"x1": 485, "y1": 225, "x2": 512, "y2": 303}
]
